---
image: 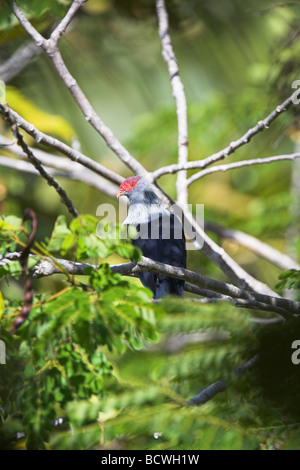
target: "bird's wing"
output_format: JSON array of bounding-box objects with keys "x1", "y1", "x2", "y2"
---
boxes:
[{"x1": 132, "y1": 213, "x2": 186, "y2": 298}]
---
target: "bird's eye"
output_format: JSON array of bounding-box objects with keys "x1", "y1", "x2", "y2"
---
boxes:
[{"x1": 131, "y1": 183, "x2": 134, "y2": 187}]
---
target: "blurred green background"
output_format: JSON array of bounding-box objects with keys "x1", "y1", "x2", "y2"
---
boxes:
[
  {"x1": 1, "y1": 0, "x2": 300, "y2": 450},
  {"x1": 1, "y1": 0, "x2": 300, "y2": 291},
  {"x1": 0, "y1": 0, "x2": 300, "y2": 292}
]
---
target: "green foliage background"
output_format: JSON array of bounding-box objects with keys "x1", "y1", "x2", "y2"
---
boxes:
[{"x1": 0, "y1": 0, "x2": 300, "y2": 450}]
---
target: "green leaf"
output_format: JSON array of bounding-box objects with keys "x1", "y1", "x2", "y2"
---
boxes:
[
  {"x1": 0, "y1": 79, "x2": 5, "y2": 103},
  {"x1": 47, "y1": 215, "x2": 72, "y2": 252},
  {"x1": 24, "y1": 364, "x2": 35, "y2": 378},
  {"x1": 0, "y1": 260, "x2": 22, "y2": 279},
  {"x1": 60, "y1": 232, "x2": 77, "y2": 253},
  {"x1": 0, "y1": 291, "x2": 3, "y2": 321},
  {"x1": 70, "y1": 215, "x2": 98, "y2": 235},
  {"x1": 276, "y1": 269, "x2": 300, "y2": 291}
]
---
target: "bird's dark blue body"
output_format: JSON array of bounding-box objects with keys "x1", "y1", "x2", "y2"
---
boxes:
[
  {"x1": 132, "y1": 212, "x2": 186, "y2": 298},
  {"x1": 118, "y1": 177, "x2": 186, "y2": 299}
]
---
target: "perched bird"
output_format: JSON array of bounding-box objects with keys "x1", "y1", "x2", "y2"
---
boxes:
[{"x1": 118, "y1": 176, "x2": 186, "y2": 298}]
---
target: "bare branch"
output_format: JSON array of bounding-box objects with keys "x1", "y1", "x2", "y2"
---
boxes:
[
  {"x1": 188, "y1": 354, "x2": 260, "y2": 406},
  {"x1": 1, "y1": 107, "x2": 276, "y2": 296},
  {"x1": 12, "y1": 1, "x2": 47, "y2": 48},
  {"x1": 0, "y1": 2, "x2": 82, "y2": 83},
  {"x1": 2, "y1": 252, "x2": 297, "y2": 317},
  {"x1": 12, "y1": 0, "x2": 148, "y2": 177},
  {"x1": 150, "y1": 90, "x2": 300, "y2": 182},
  {"x1": 0, "y1": 134, "x2": 119, "y2": 198},
  {"x1": 50, "y1": 0, "x2": 87, "y2": 45},
  {"x1": 156, "y1": 0, "x2": 188, "y2": 207},
  {"x1": 0, "y1": 154, "x2": 119, "y2": 199},
  {"x1": 206, "y1": 222, "x2": 300, "y2": 271},
  {"x1": 188, "y1": 153, "x2": 300, "y2": 186},
  {"x1": 200, "y1": 92, "x2": 300, "y2": 169},
  {"x1": 179, "y1": 205, "x2": 279, "y2": 297},
  {"x1": 130, "y1": 257, "x2": 298, "y2": 317},
  {"x1": 2, "y1": 104, "x2": 123, "y2": 186},
  {"x1": 0, "y1": 105, "x2": 78, "y2": 218},
  {"x1": 0, "y1": 155, "x2": 66, "y2": 177},
  {"x1": 187, "y1": 293, "x2": 292, "y2": 318},
  {"x1": 0, "y1": 41, "x2": 41, "y2": 83}
]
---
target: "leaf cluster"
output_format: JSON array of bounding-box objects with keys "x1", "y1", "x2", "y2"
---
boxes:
[{"x1": 0, "y1": 214, "x2": 157, "y2": 448}]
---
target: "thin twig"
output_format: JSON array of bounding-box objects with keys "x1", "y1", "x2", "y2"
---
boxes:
[
  {"x1": 0, "y1": 134, "x2": 119, "y2": 198},
  {"x1": 2, "y1": 253, "x2": 298, "y2": 317},
  {"x1": 179, "y1": 204, "x2": 279, "y2": 296},
  {"x1": 9, "y1": 209, "x2": 37, "y2": 335},
  {"x1": 188, "y1": 153, "x2": 300, "y2": 186},
  {"x1": 0, "y1": 41, "x2": 41, "y2": 83},
  {"x1": 2, "y1": 104, "x2": 123, "y2": 186},
  {"x1": 150, "y1": 89, "x2": 300, "y2": 182},
  {"x1": 188, "y1": 355, "x2": 260, "y2": 406},
  {"x1": 206, "y1": 221, "x2": 300, "y2": 271},
  {"x1": 156, "y1": 0, "x2": 188, "y2": 207},
  {"x1": 0, "y1": 106, "x2": 79, "y2": 218},
  {"x1": 12, "y1": 0, "x2": 148, "y2": 177},
  {"x1": 50, "y1": 0, "x2": 87, "y2": 45}
]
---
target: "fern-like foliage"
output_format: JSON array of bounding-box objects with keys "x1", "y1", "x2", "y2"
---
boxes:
[{"x1": 0, "y1": 214, "x2": 300, "y2": 450}]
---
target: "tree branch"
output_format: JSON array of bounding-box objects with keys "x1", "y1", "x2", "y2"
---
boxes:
[
  {"x1": 1, "y1": 104, "x2": 123, "y2": 186},
  {"x1": 188, "y1": 153, "x2": 300, "y2": 186},
  {"x1": 2, "y1": 253, "x2": 298, "y2": 318},
  {"x1": 12, "y1": 0, "x2": 148, "y2": 177},
  {"x1": 180, "y1": 205, "x2": 279, "y2": 296},
  {"x1": 156, "y1": 0, "x2": 188, "y2": 207},
  {"x1": 188, "y1": 354, "x2": 260, "y2": 406},
  {"x1": 1, "y1": 104, "x2": 278, "y2": 297},
  {"x1": 0, "y1": 135, "x2": 119, "y2": 198},
  {"x1": 130, "y1": 257, "x2": 298, "y2": 317},
  {"x1": 50, "y1": 0, "x2": 87, "y2": 45},
  {"x1": 0, "y1": 106, "x2": 78, "y2": 218},
  {"x1": 150, "y1": 89, "x2": 300, "y2": 182},
  {"x1": 206, "y1": 221, "x2": 300, "y2": 271},
  {"x1": 0, "y1": 40, "x2": 41, "y2": 83}
]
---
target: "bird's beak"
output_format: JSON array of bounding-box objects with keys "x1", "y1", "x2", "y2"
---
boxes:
[{"x1": 117, "y1": 191, "x2": 123, "y2": 198}]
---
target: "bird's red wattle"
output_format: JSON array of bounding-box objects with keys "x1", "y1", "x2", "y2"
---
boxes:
[{"x1": 118, "y1": 176, "x2": 142, "y2": 197}]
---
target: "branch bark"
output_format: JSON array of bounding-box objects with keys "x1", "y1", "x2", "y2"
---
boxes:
[
  {"x1": 12, "y1": 0, "x2": 148, "y2": 178},
  {"x1": 180, "y1": 205, "x2": 279, "y2": 296},
  {"x1": 0, "y1": 106, "x2": 78, "y2": 218},
  {"x1": 0, "y1": 41, "x2": 41, "y2": 83},
  {"x1": 1, "y1": 104, "x2": 123, "y2": 186},
  {"x1": 188, "y1": 354, "x2": 260, "y2": 406},
  {"x1": 187, "y1": 153, "x2": 300, "y2": 186},
  {"x1": 206, "y1": 221, "x2": 300, "y2": 271},
  {"x1": 0, "y1": 135, "x2": 119, "y2": 198},
  {"x1": 150, "y1": 90, "x2": 300, "y2": 182},
  {"x1": 2, "y1": 253, "x2": 298, "y2": 318},
  {"x1": 156, "y1": 0, "x2": 189, "y2": 207}
]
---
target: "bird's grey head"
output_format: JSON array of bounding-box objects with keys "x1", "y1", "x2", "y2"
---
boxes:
[
  {"x1": 117, "y1": 176, "x2": 161, "y2": 205},
  {"x1": 117, "y1": 176, "x2": 166, "y2": 225}
]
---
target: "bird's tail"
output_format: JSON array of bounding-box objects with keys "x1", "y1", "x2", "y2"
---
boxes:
[{"x1": 154, "y1": 275, "x2": 184, "y2": 299}]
